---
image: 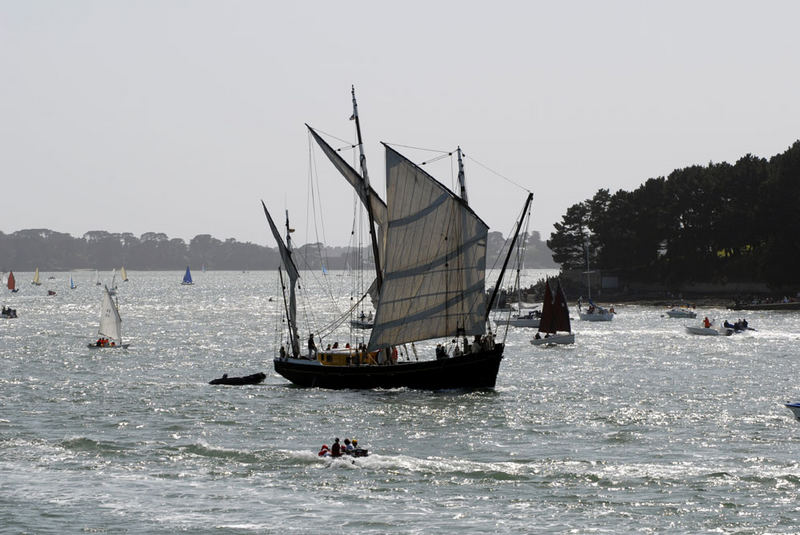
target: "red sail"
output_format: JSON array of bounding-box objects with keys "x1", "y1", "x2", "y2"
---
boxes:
[
  {"x1": 7, "y1": 271, "x2": 15, "y2": 291},
  {"x1": 537, "y1": 281, "x2": 555, "y2": 334},
  {"x1": 553, "y1": 281, "x2": 571, "y2": 333}
]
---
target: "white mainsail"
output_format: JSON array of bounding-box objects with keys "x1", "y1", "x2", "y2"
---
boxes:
[
  {"x1": 98, "y1": 286, "x2": 122, "y2": 343},
  {"x1": 367, "y1": 145, "x2": 489, "y2": 351}
]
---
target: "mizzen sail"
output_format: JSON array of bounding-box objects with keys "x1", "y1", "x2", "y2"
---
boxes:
[
  {"x1": 368, "y1": 145, "x2": 489, "y2": 351},
  {"x1": 261, "y1": 201, "x2": 301, "y2": 355}
]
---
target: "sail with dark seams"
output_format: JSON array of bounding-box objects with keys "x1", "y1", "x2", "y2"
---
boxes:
[{"x1": 268, "y1": 89, "x2": 531, "y2": 389}]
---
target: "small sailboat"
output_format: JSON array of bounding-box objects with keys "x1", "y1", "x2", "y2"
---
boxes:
[
  {"x1": 70, "y1": 275, "x2": 77, "y2": 289},
  {"x1": 88, "y1": 285, "x2": 129, "y2": 348},
  {"x1": 181, "y1": 266, "x2": 193, "y2": 285},
  {"x1": 108, "y1": 269, "x2": 118, "y2": 296},
  {"x1": 8, "y1": 271, "x2": 18, "y2": 293},
  {"x1": 531, "y1": 280, "x2": 575, "y2": 346},
  {"x1": 350, "y1": 310, "x2": 374, "y2": 329},
  {"x1": 578, "y1": 241, "x2": 614, "y2": 321},
  {"x1": 31, "y1": 268, "x2": 42, "y2": 286},
  {"x1": 94, "y1": 270, "x2": 102, "y2": 286},
  {"x1": 121, "y1": 266, "x2": 128, "y2": 282}
]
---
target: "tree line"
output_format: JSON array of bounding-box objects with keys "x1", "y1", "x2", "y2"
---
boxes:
[
  {"x1": 0, "y1": 229, "x2": 557, "y2": 272},
  {"x1": 547, "y1": 140, "x2": 800, "y2": 289}
]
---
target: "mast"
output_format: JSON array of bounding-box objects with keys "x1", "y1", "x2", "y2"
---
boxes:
[
  {"x1": 262, "y1": 201, "x2": 301, "y2": 357},
  {"x1": 485, "y1": 192, "x2": 534, "y2": 321},
  {"x1": 457, "y1": 147, "x2": 468, "y2": 204},
  {"x1": 584, "y1": 238, "x2": 592, "y2": 301},
  {"x1": 350, "y1": 86, "x2": 383, "y2": 291}
]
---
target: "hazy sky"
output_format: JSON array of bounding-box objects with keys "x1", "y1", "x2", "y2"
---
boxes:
[{"x1": 2, "y1": 1, "x2": 799, "y2": 246}]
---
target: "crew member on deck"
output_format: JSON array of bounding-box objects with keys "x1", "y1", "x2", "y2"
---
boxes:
[{"x1": 308, "y1": 334, "x2": 317, "y2": 357}]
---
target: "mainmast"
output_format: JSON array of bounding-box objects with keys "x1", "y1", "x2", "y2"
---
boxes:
[
  {"x1": 351, "y1": 86, "x2": 383, "y2": 291},
  {"x1": 457, "y1": 146, "x2": 468, "y2": 204}
]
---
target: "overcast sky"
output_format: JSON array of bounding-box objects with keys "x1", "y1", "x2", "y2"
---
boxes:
[{"x1": 2, "y1": 1, "x2": 798, "y2": 247}]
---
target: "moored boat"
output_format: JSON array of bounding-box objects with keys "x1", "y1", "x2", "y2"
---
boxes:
[{"x1": 666, "y1": 306, "x2": 696, "y2": 318}]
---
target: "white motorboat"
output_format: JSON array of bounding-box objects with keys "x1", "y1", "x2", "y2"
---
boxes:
[
  {"x1": 685, "y1": 323, "x2": 733, "y2": 336},
  {"x1": 666, "y1": 307, "x2": 697, "y2": 318}
]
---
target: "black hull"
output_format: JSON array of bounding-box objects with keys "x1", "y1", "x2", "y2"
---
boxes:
[
  {"x1": 274, "y1": 345, "x2": 504, "y2": 390},
  {"x1": 209, "y1": 372, "x2": 267, "y2": 385}
]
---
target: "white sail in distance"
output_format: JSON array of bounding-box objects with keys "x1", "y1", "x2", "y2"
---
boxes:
[
  {"x1": 98, "y1": 286, "x2": 122, "y2": 343},
  {"x1": 368, "y1": 145, "x2": 489, "y2": 351}
]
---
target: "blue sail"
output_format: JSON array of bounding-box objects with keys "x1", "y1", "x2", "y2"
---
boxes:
[{"x1": 182, "y1": 266, "x2": 193, "y2": 285}]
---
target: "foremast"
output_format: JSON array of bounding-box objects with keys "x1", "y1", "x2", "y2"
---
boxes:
[{"x1": 262, "y1": 201, "x2": 301, "y2": 357}]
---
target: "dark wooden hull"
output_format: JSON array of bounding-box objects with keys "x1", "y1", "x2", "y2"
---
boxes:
[
  {"x1": 209, "y1": 372, "x2": 266, "y2": 385},
  {"x1": 274, "y1": 344, "x2": 504, "y2": 390}
]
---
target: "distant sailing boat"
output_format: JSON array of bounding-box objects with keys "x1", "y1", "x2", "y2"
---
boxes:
[
  {"x1": 70, "y1": 275, "x2": 77, "y2": 290},
  {"x1": 577, "y1": 241, "x2": 614, "y2": 321},
  {"x1": 95, "y1": 270, "x2": 102, "y2": 286},
  {"x1": 531, "y1": 280, "x2": 575, "y2": 346},
  {"x1": 121, "y1": 266, "x2": 128, "y2": 282},
  {"x1": 108, "y1": 269, "x2": 118, "y2": 296},
  {"x1": 87, "y1": 285, "x2": 129, "y2": 349},
  {"x1": 31, "y1": 268, "x2": 42, "y2": 286},
  {"x1": 8, "y1": 271, "x2": 18, "y2": 293},
  {"x1": 181, "y1": 266, "x2": 193, "y2": 285}
]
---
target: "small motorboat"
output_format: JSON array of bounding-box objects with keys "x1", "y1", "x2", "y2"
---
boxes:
[
  {"x1": 1, "y1": 306, "x2": 17, "y2": 319},
  {"x1": 208, "y1": 372, "x2": 266, "y2": 385},
  {"x1": 666, "y1": 307, "x2": 697, "y2": 318},
  {"x1": 685, "y1": 324, "x2": 733, "y2": 336},
  {"x1": 785, "y1": 402, "x2": 800, "y2": 421}
]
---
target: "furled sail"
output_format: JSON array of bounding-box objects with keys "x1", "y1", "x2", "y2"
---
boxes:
[
  {"x1": 368, "y1": 145, "x2": 489, "y2": 350},
  {"x1": 98, "y1": 286, "x2": 122, "y2": 343},
  {"x1": 261, "y1": 201, "x2": 301, "y2": 355}
]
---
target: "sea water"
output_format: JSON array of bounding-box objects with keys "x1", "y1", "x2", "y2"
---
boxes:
[{"x1": 2, "y1": 270, "x2": 800, "y2": 533}]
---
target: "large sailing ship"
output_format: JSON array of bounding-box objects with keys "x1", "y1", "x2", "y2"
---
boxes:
[{"x1": 266, "y1": 89, "x2": 531, "y2": 389}]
